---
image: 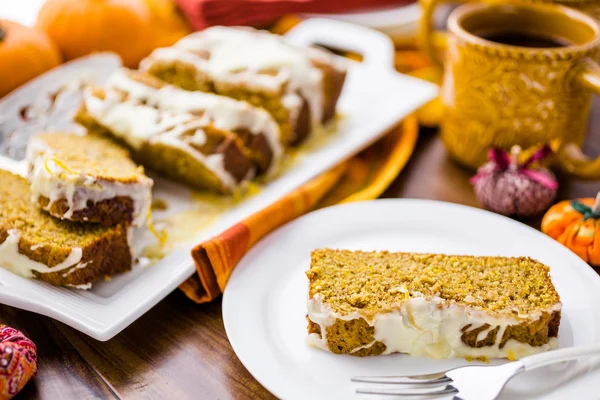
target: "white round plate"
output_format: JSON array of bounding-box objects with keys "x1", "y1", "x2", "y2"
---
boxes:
[{"x1": 223, "y1": 199, "x2": 600, "y2": 400}]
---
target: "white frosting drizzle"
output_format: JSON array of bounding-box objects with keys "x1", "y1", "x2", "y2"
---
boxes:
[
  {"x1": 0, "y1": 229, "x2": 83, "y2": 278},
  {"x1": 307, "y1": 294, "x2": 561, "y2": 360},
  {"x1": 189, "y1": 129, "x2": 207, "y2": 146},
  {"x1": 26, "y1": 136, "x2": 153, "y2": 227},
  {"x1": 62, "y1": 261, "x2": 92, "y2": 278},
  {"x1": 67, "y1": 283, "x2": 92, "y2": 290},
  {"x1": 151, "y1": 131, "x2": 237, "y2": 191},
  {"x1": 141, "y1": 26, "x2": 341, "y2": 129},
  {"x1": 83, "y1": 89, "x2": 193, "y2": 149},
  {"x1": 82, "y1": 88, "x2": 239, "y2": 191},
  {"x1": 106, "y1": 69, "x2": 283, "y2": 174},
  {"x1": 476, "y1": 324, "x2": 496, "y2": 343}
]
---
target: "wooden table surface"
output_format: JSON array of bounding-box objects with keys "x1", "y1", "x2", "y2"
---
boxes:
[{"x1": 4, "y1": 98, "x2": 600, "y2": 400}]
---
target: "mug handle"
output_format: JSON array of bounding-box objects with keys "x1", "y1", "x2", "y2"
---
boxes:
[
  {"x1": 555, "y1": 59, "x2": 600, "y2": 179},
  {"x1": 419, "y1": 0, "x2": 468, "y2": 65}
]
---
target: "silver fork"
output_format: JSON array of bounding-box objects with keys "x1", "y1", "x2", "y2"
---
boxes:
[{"x1": 352, "y1": 343, "x2": 600, "y2": 399}]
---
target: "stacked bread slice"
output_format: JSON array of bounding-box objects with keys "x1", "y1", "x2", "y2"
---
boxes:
[
  {"x1": 0, "y1": 132, "x2": 153, "y2": 288},
  {"x1": 27, "y1": 132, "x2": 153, "y2": 226},
  {"x1": 76, "y1": 70, "x2": 269, "y2": 193},
  {"x1": 76, "y1": 26, "x2": 347, "y2": 194},
  {"x1": 106, "y1": 69, "x2": 284, "y2": 176},
  {"x1": 0, "y1": 26, "x2": 347, "y2": 288},
  {"x1": 140, "y1": 26, "x2": 347, "y2": 146}
]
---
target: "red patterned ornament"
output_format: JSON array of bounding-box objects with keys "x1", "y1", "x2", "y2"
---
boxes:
[
  {"x1": 471, "y1": 146, "x2": 558, "y2": 217},
  {"x1": 0, "y1": 325, "x2": 37, "y2": 400}
]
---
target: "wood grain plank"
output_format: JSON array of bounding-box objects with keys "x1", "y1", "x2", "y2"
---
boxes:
[
  {"x1": 53, "y1": 291, "x2": 275, "y2": 400},
  {"x1": 383, "y1": 127, "x2": 480, "y2": 207},
  {"x1": 0, "y1": 306, "x2": 118, "y2": 400}
]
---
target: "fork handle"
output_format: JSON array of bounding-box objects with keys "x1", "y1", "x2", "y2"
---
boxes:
[{"x1": 521, "y1": 343, "x2": 600, "y2": 371}]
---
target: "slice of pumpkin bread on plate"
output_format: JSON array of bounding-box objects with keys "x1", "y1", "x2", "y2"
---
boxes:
[
  {"x1": 0, "y1": 170, "x2": 133, "y2": 288},
  {"x1": 26, "y1": 132, "x2": 153, "y2": 227},
  {"x1": 76, "y1": 86, "x2": 254, "y2": 194},
  {"x1": 306, "y1": 249, "x2": 561, "y2": 360}
]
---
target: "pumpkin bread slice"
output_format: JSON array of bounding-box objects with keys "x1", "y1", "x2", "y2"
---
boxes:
[
  {"x1": 306, "y1": 249, "x2": 561, "y2": 360},
  {"x1": 26, "y1": 132, "x2": 153, "y2": 226},
  {"x1": 106, "y1": 68, "x2": 283, "y2": 176},
  {"x1": 0, "y1": 170, "x2": 133, "y2": 288},
  {"x1": 76, "y1": 86, "x2": 254, "y2": 194},
  {"x1": 140, "y1": 26, "x2": 347, "y2": 146}
]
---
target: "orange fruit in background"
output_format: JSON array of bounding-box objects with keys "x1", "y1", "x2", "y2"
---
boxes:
[
  {"x1": 142, "y1": 0, "x2": 191, "y2": 48},
  {"x1": 0, "y1": 20, "x2": 62, "y2": 98},
  {"x1": 36, "y1": 0, "x2": 154, "y2": 68}
]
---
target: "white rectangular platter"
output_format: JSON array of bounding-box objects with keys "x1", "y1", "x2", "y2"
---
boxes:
[{"x1": 0, "y1": 19, "x2": 438, "y2": 340}]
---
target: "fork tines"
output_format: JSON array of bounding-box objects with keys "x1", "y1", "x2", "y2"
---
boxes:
[
  {"x1": 356, "y1": 385, "x2": 459, "y2": 398},
  {"x1": 353, "y1": 373, "x2": 458, "y2": 398}
]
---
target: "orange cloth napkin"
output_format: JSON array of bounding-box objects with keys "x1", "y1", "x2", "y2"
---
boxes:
[
  {"x1": 180, "y1": 117, "x2": 419, "y2": 303},
  {"x1": 174, "y1": 0, "x2": 413, "y2": 30}
]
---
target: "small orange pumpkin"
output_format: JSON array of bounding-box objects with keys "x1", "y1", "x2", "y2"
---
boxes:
[
  {"x1": 142, "y1": 0, "x2": 191, "y2": 48},
  {"x1": 541, "y1": 192, "x2": 600, "y2": 266},
  {"x1": 36, "y1": 0, "x2": 154, "y2": 68},
  {"x1": 0, "y1": 20, "x2": 62, "y2": 98}
]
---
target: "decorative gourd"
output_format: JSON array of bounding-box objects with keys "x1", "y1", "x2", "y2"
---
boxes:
[
  {"x1": 0, "y1": 20, "x2": 62, "y2": 98},
  {"x1": 36, "y1": 0, "x2": 154, "y2": 68},
  {"x1": 471, "y1": 145, "x2": 558, "y2": 217},
  {"x1": 542, "y1": 192, "x2": 600, "y2": 266},
  {"x1": 0, "y1": 325, "x2": 37, "y2": 399},
  {"x1": 142, "y1": 0, "x2": 191, "y2": 48}
]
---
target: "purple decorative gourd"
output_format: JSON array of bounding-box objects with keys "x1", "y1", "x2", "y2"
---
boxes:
[{"x1": 471, "y1": 146, "x2": 558, "y2": 217}]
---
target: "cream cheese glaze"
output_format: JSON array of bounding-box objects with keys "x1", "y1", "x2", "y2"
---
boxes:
[
  {"x1": 151, "y1": 130, "x2": 238, "y2": 191},
  {"x1": 307, "y1": 293, "x2": 561, "y2": 360},
  {"x1": 67, "y1": 283, "x2": 93, "y2": 290},
  {"x1": 83, "y1": 89, "x2": 193, "y2": 150},
  {"x1": 62, "y1": 261, "x2": 92, "y2": 278},
  {"x1": 26, "y1": 137, "x2": 153, "y2": 227},
  {"x1": 140, "y1": 26, "x2": 347, "y2": 129},
  {"x1": 106, "y1": 69, "x2": 283, "y2": 175},
  {"x1": 0, "y1": 229, "x2": 83, "y2": 279},
  {"x1": 177, "y1": 27, "x2": 325, "y2": 127},
  {"x1": 82, "y1": 88, "x2": 239, "y2": 191}
]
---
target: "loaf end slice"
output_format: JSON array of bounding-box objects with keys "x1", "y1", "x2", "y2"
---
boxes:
[{"x1": 0, "y1": 170, "x2": 133, "y2": 288}]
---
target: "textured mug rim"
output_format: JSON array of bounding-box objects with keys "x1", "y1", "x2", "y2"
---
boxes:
[{"x1": 447, "y1": 2, "x2": 600, "y2": 59}]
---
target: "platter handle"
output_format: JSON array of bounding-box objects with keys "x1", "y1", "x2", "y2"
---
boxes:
[{"x1": 285, "y1": 18, "x2": 397, "y2": 73}]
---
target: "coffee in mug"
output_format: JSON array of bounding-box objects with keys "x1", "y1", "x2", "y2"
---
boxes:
[
  {"x1": 474, "y1": 31, "x2": 572, "y2": 47},
  {"x1": 419, "y1": 0, "x2": 600, "y2": 64}
]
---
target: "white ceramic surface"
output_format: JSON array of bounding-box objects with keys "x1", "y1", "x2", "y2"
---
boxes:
[
  {"x1": 304, "y1": 3, "x2": 422, "y2": 42},
  {"x1": 223, "y1": 199, "x2": 600, "y2": 400},
  {"x1": 0, "y1": 19, "x2": 437, "y2": 340}
]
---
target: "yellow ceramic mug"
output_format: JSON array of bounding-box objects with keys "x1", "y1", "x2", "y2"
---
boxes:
[
  {"x1": 420, "y1": 0, "x2": 600, "y2": 65},
  {"x1": 437, "y1": 2, "x2": 600, "y2": 177}
]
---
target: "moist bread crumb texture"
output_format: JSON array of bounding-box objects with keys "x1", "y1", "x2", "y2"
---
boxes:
[
  {"x1": 27, "y1": 132, "x2": 153, "y2": 226},
  {"x1": 0, "y1": 170, "x2": 132, "y2": 287},
  {"x1": 306, "y1": 249, "x2": 561, "y2": 359},
  {"x1": 76, "y1": 85, "x2": 256, "y2": 194},
  {"x1": 140, "y1": 26, "x2": 347, "y2": 147},
  {"x1": 31, "y1": 132, "x2": 144, "y2": 182},
  {"x1": 103, "y1": 68, "x2": 283, "y2": 177}
]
